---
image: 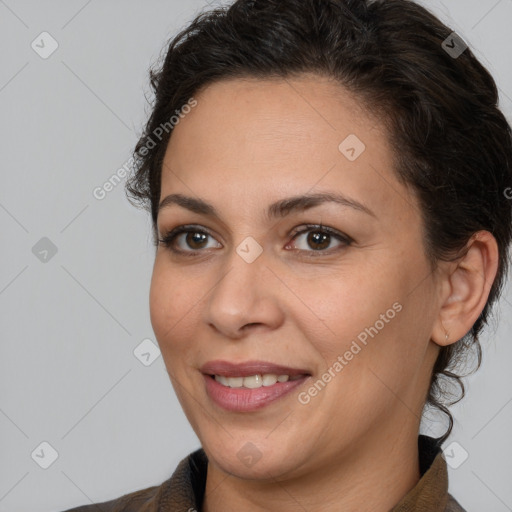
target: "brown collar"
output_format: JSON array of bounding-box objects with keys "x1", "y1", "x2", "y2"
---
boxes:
[{"x1": 390, "y1": 436, "x2": 448, "y2": 511}]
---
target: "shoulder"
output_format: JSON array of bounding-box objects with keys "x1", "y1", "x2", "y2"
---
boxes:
[{"x1": 58, "y1": 448, "x2": 208, "y2": 512}]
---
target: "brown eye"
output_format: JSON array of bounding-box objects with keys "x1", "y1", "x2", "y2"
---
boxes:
[
  {"x1": 183, "y1": 231, "x2": 209, "y2": 250},
  {"x1": 158, "y1": 226, "x2": 222, "y2": 253},
  {"x1": 305, "y1": 231, "x2": 331, "y2": 250},
  {"x1": 288, "y1": 224, "x2": 352, "y2": 254}
]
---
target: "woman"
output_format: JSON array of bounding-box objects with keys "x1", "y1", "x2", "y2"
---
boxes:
[{"x1": 63, "y1": 0, "x2": 512, "y2": 510}]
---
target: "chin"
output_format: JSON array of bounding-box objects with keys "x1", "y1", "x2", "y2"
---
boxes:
[
  {"x1": 211, "y1": 448, "x2": 300, "y2": 480},
  {"x1": 201, "y1": 431, "x2": 310, "y2": 480}
]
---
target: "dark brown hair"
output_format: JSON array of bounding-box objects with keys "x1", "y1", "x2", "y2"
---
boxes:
[{"x1": 126, "y1": 0, "x2": 512, "y2": 445}]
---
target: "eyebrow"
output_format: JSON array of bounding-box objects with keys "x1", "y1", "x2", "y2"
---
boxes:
[{"x1": 158, "y1": 192, "x2": 376, "y2": 220}]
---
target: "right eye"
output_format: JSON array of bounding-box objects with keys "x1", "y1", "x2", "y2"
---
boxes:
[{"x1": 158, "y1": 225, "x2": 222, "y2": 255}]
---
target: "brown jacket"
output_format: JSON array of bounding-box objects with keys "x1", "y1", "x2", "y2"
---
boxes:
[{"x1": 62, "y1": 435, "x2": 466, "y2": 511}]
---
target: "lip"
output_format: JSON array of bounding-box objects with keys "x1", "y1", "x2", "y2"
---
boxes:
[
  {"x1": 200, "y1": 360, "x2": 311, "y2": 412},
  {"x1": 200, "y1": 359, "x2": 311, "y2": 378}
]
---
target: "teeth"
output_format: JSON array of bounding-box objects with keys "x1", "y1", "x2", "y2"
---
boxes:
[
  {"x1": 243, "y1": 374, "x2": 262, "y2": 388},
  {"x1": 214, "y1": 373, "x2": 300, "y2": 388},
  {"x1": 262, "y1": 374, "x2": 278, "y2": 386},
  {"x1": 222, "y1": 376, "x2": 243, "y2": 388}
]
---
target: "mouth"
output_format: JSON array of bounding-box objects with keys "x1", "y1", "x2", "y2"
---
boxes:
[{"x1": 200, "y1": 360, "x2": 311, "y2": 412}]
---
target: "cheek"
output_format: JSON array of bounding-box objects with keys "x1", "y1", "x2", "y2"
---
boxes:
[
  {"x1": 295, "y1": 266, "x2": 401, "y2": 352},
  {"x1": 149, "y1": 259, "x2": 196, "y2": 355},
  {"x1": 302, "y1": 259, "x2": 431, "y2": 393}
]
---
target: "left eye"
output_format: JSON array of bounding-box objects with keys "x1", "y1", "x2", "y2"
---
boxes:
[{"x1": 287, "y1": 225, "x2": 351, "y2": 253}]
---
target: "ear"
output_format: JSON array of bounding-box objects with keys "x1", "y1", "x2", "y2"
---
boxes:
[{"x1": 431, "y1": 231, "x2": 499, "y2": 347}]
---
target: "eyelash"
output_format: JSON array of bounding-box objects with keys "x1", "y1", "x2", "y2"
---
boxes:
[{"x1": 157, "y1": 223, "x2": 353, "y2": 258}]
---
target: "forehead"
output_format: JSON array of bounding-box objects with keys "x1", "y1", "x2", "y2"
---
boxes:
[
  {"x1": 159, "y1": 75, "x2": 416, "y2": 225},
  {"x1": 168, "y1": 75, "x2": 377, "y2": 154}
]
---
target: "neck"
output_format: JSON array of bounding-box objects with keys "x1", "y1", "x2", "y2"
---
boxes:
[{"x1": 202, "y1": 421, "x2": 421, "y2": 512}]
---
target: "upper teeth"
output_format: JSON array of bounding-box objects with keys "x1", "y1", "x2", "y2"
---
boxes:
[{"x1": 214, "y1": 374, "x2": 300, "y2": 388}]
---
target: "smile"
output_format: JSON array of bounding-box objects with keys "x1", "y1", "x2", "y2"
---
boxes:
[{"x1": 200, "y1": 360, "x2": 312, "y2": 412}]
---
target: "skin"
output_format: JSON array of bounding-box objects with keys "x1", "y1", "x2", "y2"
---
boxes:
[{"x1": 149, "y1": 75, "x2": 499, "y2": 512}]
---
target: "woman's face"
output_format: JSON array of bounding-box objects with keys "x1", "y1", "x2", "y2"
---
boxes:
[{"x1": 150, "y1": 75, "x2": 443, "y2": 479}]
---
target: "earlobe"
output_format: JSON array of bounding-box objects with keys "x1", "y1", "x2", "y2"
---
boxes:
[{"x1": 432, "y1": 230, "x2": 499, "y2": 347}]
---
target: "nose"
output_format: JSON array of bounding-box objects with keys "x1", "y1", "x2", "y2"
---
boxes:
[{"x1": 201, "y1": 248, "x2": 285, "y2": 339}]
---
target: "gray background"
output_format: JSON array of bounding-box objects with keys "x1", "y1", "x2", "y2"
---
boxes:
[{"x1": 0, "y1": 1, "x2": 511, "y2": 511}]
